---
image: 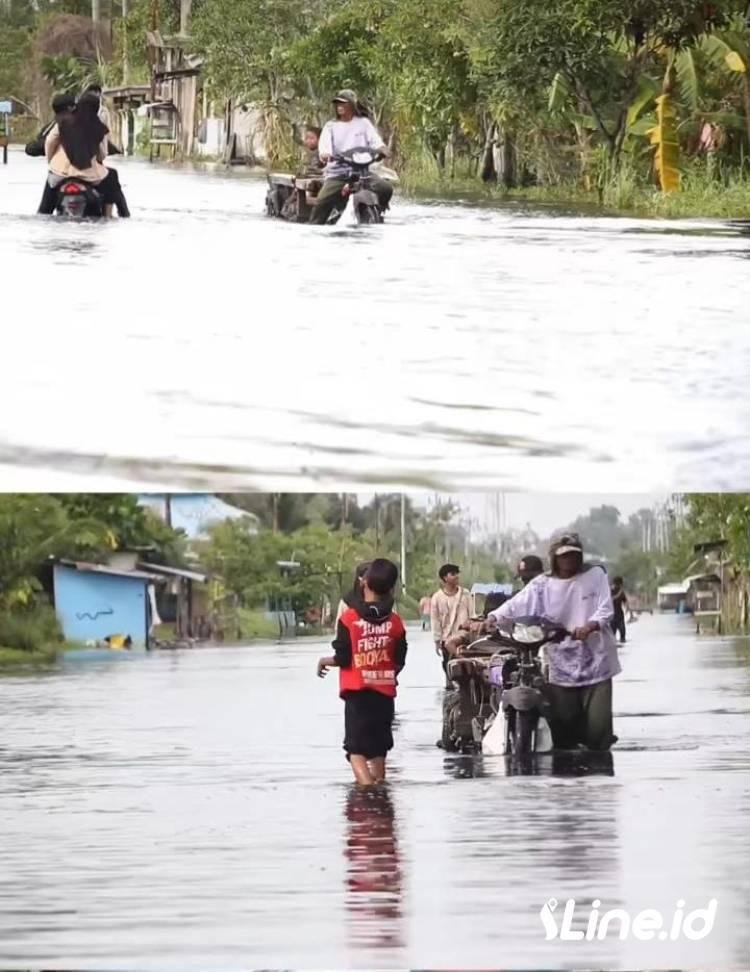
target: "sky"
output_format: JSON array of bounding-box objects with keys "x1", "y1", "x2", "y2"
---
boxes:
[{"x1": 359, "y1": 492, "x2": 665, "y2": 538}]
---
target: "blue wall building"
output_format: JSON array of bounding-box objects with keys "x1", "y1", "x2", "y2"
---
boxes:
[{"x1": 53, "y1": 562, "x2": 156, "y2": 648}]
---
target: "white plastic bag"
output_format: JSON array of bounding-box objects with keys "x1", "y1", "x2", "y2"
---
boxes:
[{"x1": 482, "y1": 712, "x2": 507, "y2": 756}]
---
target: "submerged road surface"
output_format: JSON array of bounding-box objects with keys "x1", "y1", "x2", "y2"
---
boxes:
[
  {"x1": 1, "y1": 613, "x2": 749, "y2": 969},
  {"x1": 2, "y1": 151, "x2": 750, "y2": 490}
]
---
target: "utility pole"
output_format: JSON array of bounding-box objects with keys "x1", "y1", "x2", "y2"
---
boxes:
[
  {"x1": 400, "y1": 493, "x2": 407, "y2": 593},
  {"x1": 165, "y1": 494, "x2": 172, "y2": 528},
  {"x1": 122, "y1": 0, "x2": 129, "y2": 84},
  {"x1": 179, "y1": 0, "x2": 192, "y2": 35},
  {"x1": 340, "y1": 493, "x2": 349, "y2": 529}
]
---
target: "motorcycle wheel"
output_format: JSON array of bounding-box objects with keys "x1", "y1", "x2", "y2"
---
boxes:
[
  {"x1": 356, "y1": 203, "x2": 382, "y2": 224},
  {"x1": 512, "y1": 709, "x2": 536, "y2": 756},
  {"x1": 441, "y1": 692, "x2": 460, "y2": 752}
]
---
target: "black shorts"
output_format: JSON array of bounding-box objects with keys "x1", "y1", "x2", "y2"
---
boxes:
[{"x1": 343, "y1": 689, "x2": 395, "y2": 760}]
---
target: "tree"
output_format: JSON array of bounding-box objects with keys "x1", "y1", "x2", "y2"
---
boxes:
[
  {"x1": 0, "y1": 495, "x2": 108, "y2": 609},
  {"x1": 54, "y1": 493, "x2": 187, "y2": 563},
  {"x1": 191, "y1": 0, "x2": 333, "y2": 162},
  {"x1": 682, "y1": 493, "x2": 750, "y2": 566},
  {"x1": 565, "y1": 504, "x2": 625, "y2": 559},
  {"x1": 462, "y1": 0, "x2": 713, "y2": 174}
]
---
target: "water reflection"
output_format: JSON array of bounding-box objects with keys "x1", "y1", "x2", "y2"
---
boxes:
[
  {"x1": 344, "y1": 784, "x2": 403, "y2": 950},
  {"x1": 442, "y1": 750, "x2": 615, "y2": 779}
]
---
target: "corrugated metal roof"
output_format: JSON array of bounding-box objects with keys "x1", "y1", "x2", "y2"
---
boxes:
[
  {"x1": 658, "y1": 582, "x2": 690, "y2": 596},
  {"x1": 138, "y1": 562, "x2": 208, "y2": 583},
  {"x1": 684, "y1": 573, "x2": 721, "y2": 585},
  {"x1": 57, "y1": 560, "x2": 159, "y2": 582}
]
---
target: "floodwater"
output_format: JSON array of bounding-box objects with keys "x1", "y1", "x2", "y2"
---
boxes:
[
  {"x1": 2, "y1": 149, "x2": 750, "y2": 491},
  {"x1": 1, "y1": 613, "x2": 749, "y2": 969}
]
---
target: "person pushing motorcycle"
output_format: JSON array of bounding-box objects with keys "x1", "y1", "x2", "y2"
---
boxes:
[
  {"x1": 482, "y1": 533, "x2": 620, "y2": 751},
  {"x1": 310, "y1": 90, "x2": 393, "y2": 225}
]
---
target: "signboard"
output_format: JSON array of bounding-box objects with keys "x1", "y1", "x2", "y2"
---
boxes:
[{"x1": 0, "y1": 101, "x2": 12, "y2": 114}]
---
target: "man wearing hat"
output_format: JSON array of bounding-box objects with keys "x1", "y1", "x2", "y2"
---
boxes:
[
  {"x1": 484, "y1": 532, "x2": 620, "y2": 751},
  {"x1": 310, "y1": 89, "x2": 394, "y2": 224}
]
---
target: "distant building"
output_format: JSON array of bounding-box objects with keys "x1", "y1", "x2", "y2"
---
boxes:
[
  {"x1": 53, "y1": 560, "x2": 160, "y2": 649},
  {"x1": 53, "y1": 555, "x2": 211, "y2": 649},
  {"x1": 138, "y1": 494, "x2": 259, "y2": 540},
  {"x1": 657, "y1": 581, "x2": 690, "y2": 612}
]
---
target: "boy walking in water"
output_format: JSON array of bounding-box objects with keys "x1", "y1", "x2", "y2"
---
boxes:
[{"x1": 317, "y1": 559, "x2": 407, "y2": 786}]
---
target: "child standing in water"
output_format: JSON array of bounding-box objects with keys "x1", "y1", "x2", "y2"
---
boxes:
[{"x1": 317, "y1": 559, "x2": 407, "y2": 786}]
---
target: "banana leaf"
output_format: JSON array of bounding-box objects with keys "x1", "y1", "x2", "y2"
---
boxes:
[
  {"x1": 629, "y1": 116, "x2": 657, "y2": 137},
  {"x1": 627, "y1": 74, "x2": 660, "y2": 129},
  {"x1": 568, "y1": 112, "x2": 599, "y2": 131},
  {"x1": 548, "y1": 72, "x2": 571, "y2": 113},
  {"x1": 676, "y1": 49, "x2": 699, "y2": 112},
  {"x1": 648, "y1": 93, "x2": 680, "y2": 193},
  {"x1": 725, "y1": 50, "x2": 747, "y2": 73}
]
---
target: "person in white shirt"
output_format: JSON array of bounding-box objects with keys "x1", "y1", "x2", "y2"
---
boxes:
[
  {"x1": 310, "y1": 89, "x2": 394, "y2": 224},
  {"x1": 430, "y1": 563, "x2": 472, "y2": 689},
  {"x1": 485, "y1": 532, "x2": 620, "y2": 751}
]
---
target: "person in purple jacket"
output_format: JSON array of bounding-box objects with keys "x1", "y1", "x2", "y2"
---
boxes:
[{"x1": 485, "y1": 532, "x2": 620, "y2": 751}]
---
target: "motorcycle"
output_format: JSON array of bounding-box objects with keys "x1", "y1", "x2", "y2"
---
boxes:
[
  {"x1": 54, "y1": 178, "x2": 104, "y2": 219},
  {"x1": 441, "y1": 615, "x2": 569, "y2": 758},
  {"x1": 264, "y1": 147, "x2": 389, "y2": 226},
  {"x1": 265, "y1": 172, "x2": 329, "y2": 224},
  {"x1": 330, "y1": 147, "x2": 386, "y2": 224}
]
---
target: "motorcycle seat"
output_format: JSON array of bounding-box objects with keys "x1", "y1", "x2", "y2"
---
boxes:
[{"x1": 447, "y1": 657, "x2": 487, "y2": 679}]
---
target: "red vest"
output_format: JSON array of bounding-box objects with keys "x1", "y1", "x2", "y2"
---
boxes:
[{"x1": 339, "y1": 607, "x2": 404, "y2": 698}]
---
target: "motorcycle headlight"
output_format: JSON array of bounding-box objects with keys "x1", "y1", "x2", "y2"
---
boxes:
[
  {"x1": 351, "y1": 151, "x2": 370, "y2": 164},
  {"x1": 512, "y1": 623, "x2": 544, "y2": 644}
]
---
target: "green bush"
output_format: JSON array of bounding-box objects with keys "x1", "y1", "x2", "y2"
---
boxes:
[
  {"x1": 236, "y1": 608, "x2": 282, "y2": 640},
  {"x1": 0, "y1": 605, "x2": 63, "y2": 654},
  {"x1": 396, "y1": 591, "x2": 421, "y2": 621}
]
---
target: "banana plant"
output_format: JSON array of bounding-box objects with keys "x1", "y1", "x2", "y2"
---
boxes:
[
  {"x1": 701, "y1": 17, "x2": 750, "y2": 148},
  {"x1": 647, "y1": 90, "x2": 681, "y2": 192}
]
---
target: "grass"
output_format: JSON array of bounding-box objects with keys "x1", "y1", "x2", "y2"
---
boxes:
[
  {"x1": 236, "y1": 608, "x2": 284, "y2": 641},
  {"x1": 0, "y1": 605, "x2": 67, "y2": 671},
  {"x1": 0, "y1": 645, "x2": 59, "y2": 670},
  {"x1": 400, "y1": 156, "x2": 750, "y2": 219}
]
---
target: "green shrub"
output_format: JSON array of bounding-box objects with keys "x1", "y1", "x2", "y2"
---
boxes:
[
  {"x1": 0, "y1": 605, "x2": 63, "y2": 654},
  {"x1": 236, "y1": 608, "x2": 282, "y2": 640},
  {"x1": 396, "y1": 591, "x2": 421, "y2": 621}
]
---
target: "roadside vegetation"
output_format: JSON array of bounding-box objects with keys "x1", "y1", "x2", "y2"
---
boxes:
[{"x1": 3, "y1": 1, "x2": 750, "y2": 215}]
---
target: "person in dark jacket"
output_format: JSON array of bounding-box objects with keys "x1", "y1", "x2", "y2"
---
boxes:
[
  {"x1": 610, "y1": 576, "x2": 628, "y2": 643},
  {"x1": 29, "y1": 94, "x2": 77, "y2": 214},
  {"x1": 26, "y1": 93, "x2": 76, "y2": 158},
  {"x1": 43, "y1": 91, "x2": 130, "y2": 217},
  {"x1": 318, "y1": 559, "x2": 408, "y2": 786}
]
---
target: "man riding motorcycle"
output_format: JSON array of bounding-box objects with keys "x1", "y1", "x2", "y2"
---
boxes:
[
  {"x1": 481, "y1": 533, "x2": 620, "y2": 752},
  {"x1": 310, "y1": 90, "x2": 393, "y2": 225}
]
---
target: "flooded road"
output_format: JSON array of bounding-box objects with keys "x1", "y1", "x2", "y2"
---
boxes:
[
  {"x1": 2, "y1": 149, "x2": 750, "y2": 491},
  {"x1": 1, "y1": 613, "x2": 749, "y2": 969}
]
